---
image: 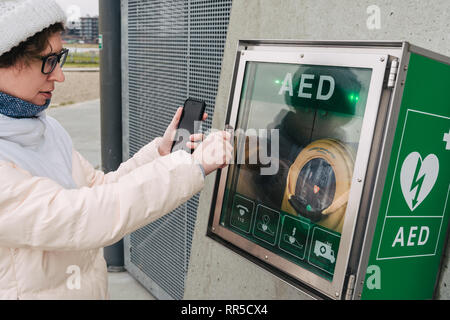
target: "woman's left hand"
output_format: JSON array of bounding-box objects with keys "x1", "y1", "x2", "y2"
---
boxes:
[{"x1": 158, "y1": 107, "x2": 208, "y2": 156}]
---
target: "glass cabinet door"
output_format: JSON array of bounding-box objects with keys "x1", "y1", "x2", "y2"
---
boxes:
[
  {"x1": 211, "y1": 49, "x2": 388, "y2": 298},
  {"x1": 220, "y1": 61, "x2": 372, "y2": 280}
]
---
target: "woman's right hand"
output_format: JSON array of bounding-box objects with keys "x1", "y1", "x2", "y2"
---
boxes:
[{"x1": 192, "y1": 130, "x2": 233, "y2": 176}]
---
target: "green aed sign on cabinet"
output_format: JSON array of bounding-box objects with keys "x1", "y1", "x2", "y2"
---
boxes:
[
  {"x1": 361, "y1": 53, "x2": 450, "y2": 300},
  {"x1": 208, "y1": 40, "x2": 450, "y2": 300}
]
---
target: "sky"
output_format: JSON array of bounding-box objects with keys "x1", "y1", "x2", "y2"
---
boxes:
[{"x1": 54, "y1": 0, "x2": 99, "y2": 20}]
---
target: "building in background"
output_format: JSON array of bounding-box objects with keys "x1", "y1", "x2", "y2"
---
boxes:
[
  {"x1": 63, "y1": 19, "x2": 81, "y2": 43},
  {"x1": 80, "y1": 16, "x2": 99, "y2": 43},
  {"x1": 62, "y1": 15, "x2": 99, "y2": 44}
]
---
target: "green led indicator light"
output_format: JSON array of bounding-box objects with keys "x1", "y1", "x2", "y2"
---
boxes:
[
  {"x1": 306, "y1": 205, "x2": 312, "y2": 212},
  {"x1": 275, "y1": 80, "x2": 281, "y2": 85},
  {"x1": 349, "y1": 94, "x2": 359, "y2": 102}
]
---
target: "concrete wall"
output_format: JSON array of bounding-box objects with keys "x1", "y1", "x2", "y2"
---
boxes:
[{"x1": 184, "y1": 0, "x2": 450, "y2": 299}]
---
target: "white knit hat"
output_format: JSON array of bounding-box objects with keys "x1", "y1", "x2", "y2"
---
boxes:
[{"x1": 0, "y1": 0, "x2": 67, "y2": 56}]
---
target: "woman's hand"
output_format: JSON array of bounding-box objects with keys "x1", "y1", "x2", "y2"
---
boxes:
[
  {"x1": 158, "y1": 107, "x2": 208, "y2": 157},
  {"x1": 192, "y1": 130, "x2": 233, "y2": 176}
]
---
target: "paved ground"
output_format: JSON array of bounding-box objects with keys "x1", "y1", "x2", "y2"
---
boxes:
[
  {"x1": 47, "y1": 100, "x2": 155, "y2": 300},
  {"x1": 51, "y1": 70, "x2": 100, "y2": 107},
  {"x1": 108, "y1": 272, "x2": 156, "y2": 300},
  {"x1": 48, "y1": 99, "x2": 102, "y2": 168}
]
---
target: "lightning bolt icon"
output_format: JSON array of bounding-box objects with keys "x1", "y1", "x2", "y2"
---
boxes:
[{"x1": 410, "y1": 158, "x2": 426, "y2": 208}]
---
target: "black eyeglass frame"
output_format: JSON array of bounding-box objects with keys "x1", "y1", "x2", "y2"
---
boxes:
[{"x1": 39, "y1": 48, "x2": 69, "y2": 75}]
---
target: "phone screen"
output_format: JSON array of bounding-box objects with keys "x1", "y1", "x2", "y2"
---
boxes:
[{"x1": 171, "y1": 98, "x2": 206, "y2": 153}]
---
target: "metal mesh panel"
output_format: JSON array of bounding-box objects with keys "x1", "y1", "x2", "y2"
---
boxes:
[{"x1": 125, "y1": 0, "x2": 232, "y2": 300}]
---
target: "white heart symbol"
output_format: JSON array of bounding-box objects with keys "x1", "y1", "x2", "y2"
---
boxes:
[{"x1": 400, "y1": 152, "x2": 439, "y2": 212}]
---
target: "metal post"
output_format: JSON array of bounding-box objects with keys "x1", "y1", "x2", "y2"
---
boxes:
[{"x1": 99, "y1": 0, "x2": 125, "y2": 272}]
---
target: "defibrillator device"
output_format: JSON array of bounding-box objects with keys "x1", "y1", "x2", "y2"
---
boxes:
[{"x1": 281, "y1": 138, "x2": 355, "y2": 233}]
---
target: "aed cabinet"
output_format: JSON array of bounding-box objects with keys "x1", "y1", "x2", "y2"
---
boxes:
[{"x1": 208, "y1": 40, "x2": 450, "y2": 299}]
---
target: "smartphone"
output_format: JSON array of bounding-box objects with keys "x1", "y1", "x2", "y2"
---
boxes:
[{"x1": 171, "y1": 98, "x2": 206, "y2": 153}]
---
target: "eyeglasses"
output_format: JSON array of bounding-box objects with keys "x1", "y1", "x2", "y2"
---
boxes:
[{"x1": 39, "y1": 48, "x2": 69, "y2": 75}]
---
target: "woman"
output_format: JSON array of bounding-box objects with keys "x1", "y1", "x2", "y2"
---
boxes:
[{"x1": 0, "y1": 0, "x2": 233, "y2": 299}]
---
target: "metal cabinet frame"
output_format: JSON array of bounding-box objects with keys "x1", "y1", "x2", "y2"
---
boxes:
[{"x1": 207, "y1": 40, "x2": 411, "y2": 299}]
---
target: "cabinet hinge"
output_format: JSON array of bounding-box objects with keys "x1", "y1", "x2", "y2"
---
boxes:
[{"x1": 387, "y1": 59, "x2": 399, "y2": 88}]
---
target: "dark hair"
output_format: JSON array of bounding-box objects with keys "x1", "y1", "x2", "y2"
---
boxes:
[{"x1": 0, "y1": 22, "x2": 65, "y2": 68}]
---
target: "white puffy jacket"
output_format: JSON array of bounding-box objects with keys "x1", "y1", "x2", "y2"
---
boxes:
[{"x1": 0, "y1": 113, "x2": 205, "y2": 299}]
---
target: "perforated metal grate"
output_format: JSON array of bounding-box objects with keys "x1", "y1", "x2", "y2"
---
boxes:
[{"x1": 124, "y1": 0, "x2": 232, "y2": 300}]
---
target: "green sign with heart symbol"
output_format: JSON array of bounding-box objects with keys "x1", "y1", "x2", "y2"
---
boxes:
[{"x1": 362, "y1": 53, "x2": 450, "y2": 300}]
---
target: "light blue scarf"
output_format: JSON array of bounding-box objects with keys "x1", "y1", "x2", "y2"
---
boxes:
[
  {"x1": 0, "y1": 91, "x2": 76, "y2": 189},
  {"x1": 0, "y1": 91, "x2": 50, "y2": 118}
]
